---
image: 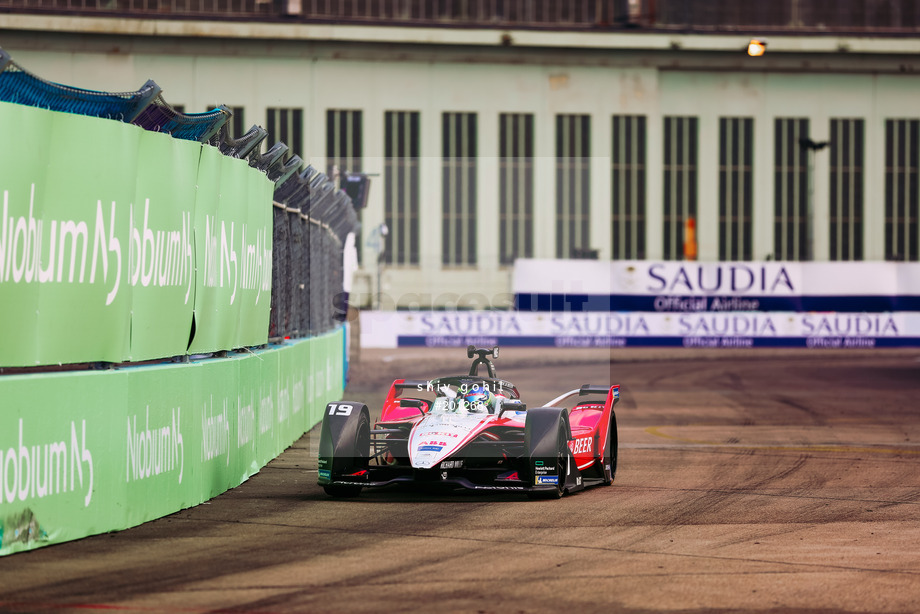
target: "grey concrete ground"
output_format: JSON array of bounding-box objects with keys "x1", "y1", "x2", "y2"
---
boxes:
[{"x1": 1, "y1": 347, "x2": 919, "y2": 613}]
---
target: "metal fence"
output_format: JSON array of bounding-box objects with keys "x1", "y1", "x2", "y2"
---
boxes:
[
  {"x1": 0, "y1": 0, "x2": 628, "y2": 25},
  {"x1": 652, "y1": 0, "x2": 920, "y2": 31},
  {"x1": 212, "y1": 124, "x2": 359, "y2": 342},
  {"x1": 267, "y1": 165, "x2": 358, "y2": 341},
  {"x1": 0, "y1": 46, "x2": 360, "y2": 352},
  {"x1": 1, "y1": 0, "x2": 918, "y2": 32},
  {"x1": 133, "y1": 94, "x2": 230, "y2": 142},
  {"x1": 0, "y1": 48, "x2": 161, "y2": 122}
]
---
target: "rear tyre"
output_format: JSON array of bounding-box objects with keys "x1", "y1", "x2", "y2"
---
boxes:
[{"x1": 603, "y1": 412, "x2": 618, "y2": 486}]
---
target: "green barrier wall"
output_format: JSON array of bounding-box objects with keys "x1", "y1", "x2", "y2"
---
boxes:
[
  {"x1": 0, "y1": 102, "x2": 274, "y2": 366},
  {"x1": 0, "y1": 329, "x2": 344, "y2": 555}
]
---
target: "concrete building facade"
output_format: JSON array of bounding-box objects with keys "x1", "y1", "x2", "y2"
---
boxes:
[{"x1": 2, "y1": 4, "x2": 919, "y2": 307}]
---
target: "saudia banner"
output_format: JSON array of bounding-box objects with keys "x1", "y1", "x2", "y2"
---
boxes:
[
  {"x1": 0, "y1": 329, "x2": 344, "y2": 555},
  {"x1": 0, "y1": 103, "x2": 273, "y2": 366},
  {"x1": 361, "y1": 310, "x2": 920, "y2": 348},
  {"x1": 513, "y1": 260, "x2": 920, "y2": 313},
  {"x1": 359, "y1": 259, "x2": 920, "y2": 348}
]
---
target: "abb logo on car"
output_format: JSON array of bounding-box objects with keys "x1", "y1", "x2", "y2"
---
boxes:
[{"x1": 570, "y1": 437, "x2": 592, "y2": 455}]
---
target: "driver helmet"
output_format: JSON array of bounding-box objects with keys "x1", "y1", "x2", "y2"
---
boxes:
[{"x1": 464, "y1": 388, "x2": 495, "y2": 413}]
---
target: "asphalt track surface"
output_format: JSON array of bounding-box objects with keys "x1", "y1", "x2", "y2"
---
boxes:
[{"x1": 1, "y1": 347, "x2": 920, "y2": 613}]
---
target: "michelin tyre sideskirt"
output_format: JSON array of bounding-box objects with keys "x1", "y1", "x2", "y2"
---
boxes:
[{"x1": 524, "y1": 407, "x2": 572, "y2": 500}]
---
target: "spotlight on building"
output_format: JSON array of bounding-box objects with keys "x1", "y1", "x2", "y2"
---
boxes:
[{"x1": 747, "y1": 39, "x2": 767, "y2": 57}]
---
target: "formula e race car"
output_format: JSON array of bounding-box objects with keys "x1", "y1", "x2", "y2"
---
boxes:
[{"x1": 318, "y1": 346, "x2": 620, "y2": 499}]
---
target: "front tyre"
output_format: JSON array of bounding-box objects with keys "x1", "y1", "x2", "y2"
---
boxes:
[
  {"x1": 527, "y1": 423, "x2": 568, "y2": 500},
  {"x1": 318, "y1": 402, "x2": 371, "y2": 497},
  {"x1": 524, "y1": 407, "x2": 571, "y2": 500}
]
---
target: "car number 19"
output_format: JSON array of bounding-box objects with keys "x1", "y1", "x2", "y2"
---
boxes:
[{"x1": 328, "y1": 403, "x2": 354, "y2": 416}]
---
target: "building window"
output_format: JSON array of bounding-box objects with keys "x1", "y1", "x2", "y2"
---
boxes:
[
  {"x1": 884, "y1": 119, "x2": 919, "y2": 261},
  {"x1": 266, "y1": 107, "x2": 303, "y2": 160},
  {"x1": 384, "y1": 111, "x2": 420, "y2": 266},
  {"x1": 228, "y1": 106, "x2": 245, "y2": 139},
  {"x1": 498, "y1": 113, "x2": 534, "y2": 266},
  {"x1": 611, "y1": 114, "x2": 646, "y2": 260},
  {"x1": 555, "y1": 114, "x2": 591, "y2": 258},
  {"x1": 663, "y1": 116, "x2": 698, "y2": 260},
  {"x1": 719, "y1": 117, "x2": 754, "y2": 261},
  {"x1": 327, "y1": 109, "x2": 364, "y2": 261},
  {"x1": 829, "y1": 118, "x2": 864, "y2": 261},
  {"x1": 326, "y1": 109, "x2": 363, "y2": 176},
  {"x1": 442, "y1": 112, "x2": 477, "y2": 266},
  {"x1": 210, "y1": 105, "x2": 246, "y2": 139},
  {"x1": 774, "y1": 118, "x2": 810, "y2": 261}
]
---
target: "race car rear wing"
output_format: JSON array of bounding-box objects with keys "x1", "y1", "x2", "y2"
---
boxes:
[
  {"x1": 545, "y1": 384, "x2": 620, "y2": 408},
  {"x1": 579, "y1": 384, "x2": 613, "y2": 396}
]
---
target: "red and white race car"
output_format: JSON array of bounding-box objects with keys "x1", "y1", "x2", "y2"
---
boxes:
[{"x1": 318, "y1": 346, "x2": 620, "y2": 499}]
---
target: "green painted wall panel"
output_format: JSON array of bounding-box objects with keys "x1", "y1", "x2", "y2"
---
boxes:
[
  {"x1": 0, "y1": 102, "x2": 274, "y2": 367},
  {"x1": 0, "y1": 330, "x2": 345, "y2": 556}
]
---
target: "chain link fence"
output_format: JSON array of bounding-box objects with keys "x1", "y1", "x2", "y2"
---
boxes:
[
  {"x1": 210, "y1": 120, "x2": 360, "y2": 342},
  {"x1": 225, "y1": 112, "x2": 361, "y2": 345},
  {"x1": 265, "y1": 163, "x2": 359, "y2": 342}
]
